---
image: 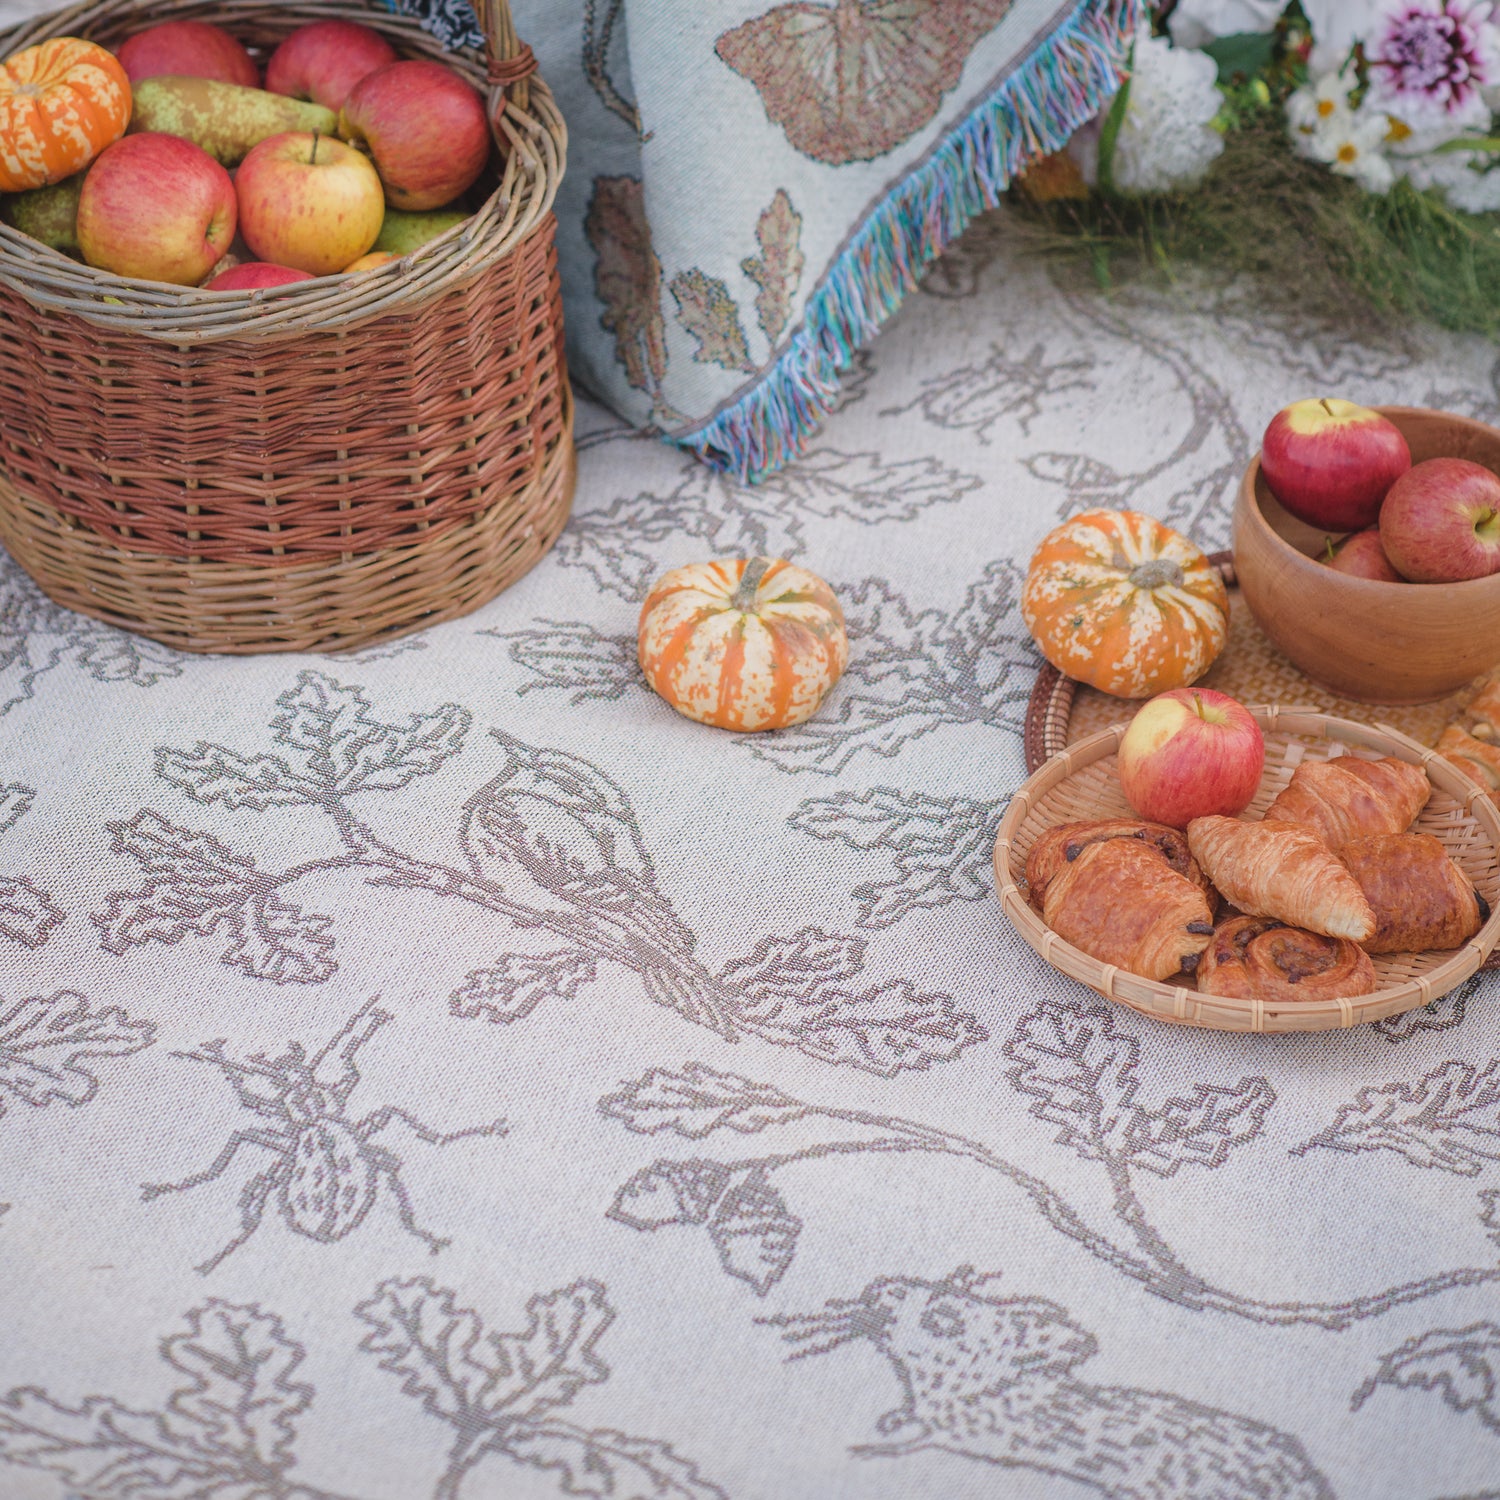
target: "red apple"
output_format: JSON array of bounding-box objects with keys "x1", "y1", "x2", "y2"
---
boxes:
[
  {"x1": 1379, "y1": 457, "x2": 1500, "y2": 583},
  {"x1": 117, "y1": 20, "x2": 259, "y2": 88},
  {"x1": 76, "y1": 133, "x2": 236, "y2": 286},
  {"x1": 1260, "y1": 398, "x2": 1411, "y2": 531},
  {"x1": 206, "y1": 261, "x2": 315, "y2": 290},
  {"x1": 264, "y1": 19, "x2": 397, "y2": 113},
  {"x1": 338, "y1": 60, "x2": 489, "y2": 211},
  {"x1": 1117, "y1": 688, "x2": 1266, "y2": 829},
  {"x1": 1320, "y1": 528, "x2": 1403, "y2": 582},
  {"x1": 235, "y1": 131, "x2": 383, "y2": 276}
]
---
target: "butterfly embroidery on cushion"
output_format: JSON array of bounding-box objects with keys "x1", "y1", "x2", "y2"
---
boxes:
[{"x1": 716, "y1": 0, "x2": 1017, "y2": 165}]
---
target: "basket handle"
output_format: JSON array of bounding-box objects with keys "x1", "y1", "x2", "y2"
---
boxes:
[{"x1": 473, "y1": 0, "x2": 537, "y2": 111}]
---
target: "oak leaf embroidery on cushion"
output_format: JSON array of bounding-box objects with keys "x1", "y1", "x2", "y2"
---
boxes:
[
  {"x1": 585, "y1": 176, "x2": 674, "y2": 417},
  {"x1": 741, "y1": 189, "x2": 804, "y2": 345},
  {"x1": 668, "y1": 269, "x2": 755, "y2": 374}
]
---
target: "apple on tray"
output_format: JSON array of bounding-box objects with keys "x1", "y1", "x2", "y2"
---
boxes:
[
  {"x1": 117, "y1": 19, "x2": 260, "y2": 88},
  {"x1": 1321, "y1": 528, "x2": 1403, "y2": 582},
  {"x1": 235, "y1": 130, "x2": 383, "y2": 276},
  {"x1": 76, "y1": 132, "x2": 236, "y2": 285},
  {"x1": 265, "y1": 19, "x2": 397, "y2": 113},
  {"x1": 338, "y1": 60, "x2": 490, "y2": 210},
  {"x1": 1380, "y1": 457, "x2": 1500, "y2": 582},
  {"x1": 1260, "y1": 398, "x2": 1411, "y2": 531},
  {"x1": 1117, "y1": 688, "x2": 1266, "y2": 830}
]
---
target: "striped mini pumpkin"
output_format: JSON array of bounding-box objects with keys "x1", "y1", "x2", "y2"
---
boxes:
[
  {"x1": 1022, "y1": 509, "x2": 1229, "y2": 698},
  {"x1": 638, "y1": 556, "x2": 848, "y2": 731},
  {"x1": 0, "y1": 37, "x2": 131, "y2": 193}
]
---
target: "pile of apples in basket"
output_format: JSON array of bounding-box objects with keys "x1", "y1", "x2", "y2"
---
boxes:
[
  {"x1": 1018, "y1": 397, "x2": 1500, "y2": 1004},
  {"x1": 0, "y1": 19, "x2": 491, "y2": 288}
]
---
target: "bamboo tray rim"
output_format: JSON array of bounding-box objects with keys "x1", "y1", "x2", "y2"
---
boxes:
[{"x1": 993, "y1": 705, "x2": 1500, "y2": 1032}]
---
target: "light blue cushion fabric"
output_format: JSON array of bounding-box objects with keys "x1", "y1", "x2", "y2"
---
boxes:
[{"x1": 394, "y1": 0, "x2": 1136, "y2": 477}]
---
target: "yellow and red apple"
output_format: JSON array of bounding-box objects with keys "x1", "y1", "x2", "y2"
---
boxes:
[
  {"x1": 1321, "y1": 528, "x2": 1403, "y2": 581},
  {"x1": 235, "y1": 130, "x2": 383, "y2": 275},
  {"x1": 1380, "y1": 458, "x2": 1500, "y2": 582},
  {"x1": 264, "y1": 19, "x2": 397, "y2": 113},
  {"x1": 343, "y1": 250, "x2": 399, "y2": 272},
  {"x1": 1260, "y1": 399, "x2": 1411, "y2": 531},
  {"x1": 1117, "y1": 688, "x2": 1265, "y2": 829},
  {"x1": 206, "y1": 260, "x2": 315, "y2": 290},
  {"x1": 338, "y1": 59, "x2": 489, "y2": 210},
  {"x1": 76, "y1": 132, "x2": 236, "y2": 285},
  {"x1": 117, "y1": 20, "x2": 260, "y2": 88}
]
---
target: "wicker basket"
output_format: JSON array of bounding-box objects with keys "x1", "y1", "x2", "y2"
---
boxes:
[
  {"x1": 0, "y1": 0, "x2": 572, "y2": 653},
  {"x1": 994, "y1": 707, "x2": 1500, "y2": 1032}
]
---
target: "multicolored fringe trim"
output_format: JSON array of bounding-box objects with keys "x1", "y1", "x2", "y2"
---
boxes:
[{"x1": 676, "y1": 0, "x2": 1140, "y2": 483}]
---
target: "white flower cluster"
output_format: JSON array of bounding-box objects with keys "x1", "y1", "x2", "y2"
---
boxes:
[
  {"x1": 1070, "y1": 24, "x2": 1226, "y2": 193},
  {"x1": 1075, "y1": 0, "x2": 1500, "y2": 212},
  {"x1": 1285, "y1": 68, "x2": 1395, "y2": 193}
]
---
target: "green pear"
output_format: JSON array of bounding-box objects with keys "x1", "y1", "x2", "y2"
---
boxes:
[
  {"x1": 128, "y1": 77, "x2": 338, "y2": 166},
  {"x1": 0, "y1": 175, "x2": 84, "y2": 255},
  {"x1": 373, "y1": 207, "x2": 470, "y2": 255}
]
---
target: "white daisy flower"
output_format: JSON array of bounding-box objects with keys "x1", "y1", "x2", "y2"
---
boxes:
[
  {"x1": 1301, "y1": 104, "x2": 1398, "y2": 191},
  {"x1": 1286, "y1": 69, "x2": 1359, "y2": 154}
]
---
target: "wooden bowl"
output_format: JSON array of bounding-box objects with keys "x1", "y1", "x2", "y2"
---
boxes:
[
  {"x1": 993, "y1": 707, "x2": 1500, "y2": 1032},
  {"x1": 1233, "y1": 406, "x2": 1500, "y2": 704}
]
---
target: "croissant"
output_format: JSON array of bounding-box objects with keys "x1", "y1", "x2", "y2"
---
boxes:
[
  {"x1": 1025, "y1": 818, "x2": 1214, "y2": 913},
  {"x1": 1197, "y1": 916, "x2": 1376, "y2": 1003},
  {"x1": 1438, "y1": 724, "x2": 1500, "y2": 791},
  {"x1": 1186, "y1": 816, "x2": 1376, "y2": 942},
  {"x1": 1262, "y1": 755, "x2": 1430, "y2": 850},
  {"x1": 1340, "y1": 832, "x2": 1488, "y2": 953},
  {"x1": 1465, "y1": 674, "x2": 1500, "y2": 739},
  {"x1": 1042, "y1": 838, "x2": 1214, "y2": 982}
]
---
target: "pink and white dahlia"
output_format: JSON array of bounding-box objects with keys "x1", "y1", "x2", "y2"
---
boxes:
[{"x1": 1365, "y1": 0, "x2": 1500, "y2": 134}]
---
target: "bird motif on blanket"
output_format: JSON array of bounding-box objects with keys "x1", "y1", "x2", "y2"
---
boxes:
[{"x1": 716, "y1": 0, "x2": 1017, "y2": 165}]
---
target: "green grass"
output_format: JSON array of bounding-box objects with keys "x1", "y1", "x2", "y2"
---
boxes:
[{"x1": 1012, "y1": 115, "x2": 1500, "y2": 338}]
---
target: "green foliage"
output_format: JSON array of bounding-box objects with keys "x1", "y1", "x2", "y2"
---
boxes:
[
  {"x1": 1202, "y1": 30, "x2": 1277, "y2": 85},
  {"x1": 1013, "y1": 115, "x2": 1500, "y2": 338}
]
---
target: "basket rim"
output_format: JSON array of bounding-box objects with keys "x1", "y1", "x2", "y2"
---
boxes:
[
  {"x1": 993, "y1": 705, "x2": 1500, "y2": 1031},
  {"x1": 0, "y1": 0, "x2": 566, "y2": 340}
]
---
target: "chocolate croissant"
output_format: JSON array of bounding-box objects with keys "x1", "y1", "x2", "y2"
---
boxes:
[
  {"x1": 1197, "y1": 916, "x2": 1376, "y2": 1004},
  {"x1": 1186, "y1": 816, "x2": 1376, "y2": 942},
  {"x1": 1025, "y1": 818, "x2": 1214, "y2": 913},
  {"x1": 1042, "y1": 837, "x2": 1214, "y2": 982},
  {"x1": 1262, "y1": 755, "x2": 1430, "y2": 850},
  {"x1": 1340, "y1": 832, "x2": 1488, "y2": 953}
]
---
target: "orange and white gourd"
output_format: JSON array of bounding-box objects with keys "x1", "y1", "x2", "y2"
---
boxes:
[
  {"x1": 638, "y1": 557, "x2": 848, "y2": 731},
  {"x1": 1022, "y1": 509, "x2": 1229, "y2": 698},
  {"x1": 0, "y1": 38, "x2": 131, "y2": 193}
]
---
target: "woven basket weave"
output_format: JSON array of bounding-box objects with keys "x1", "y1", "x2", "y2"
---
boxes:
[
  {"x1": 994, "y1": 708, "x2": 1500, "y2": 1032},
  {"x1": 0, "y1": 0, "x2": 572, "y2": 653}
]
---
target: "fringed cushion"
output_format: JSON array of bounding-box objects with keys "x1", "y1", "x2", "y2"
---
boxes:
[{"x1": 391, "y1": 0, "x2": 1138, "y2": 480}]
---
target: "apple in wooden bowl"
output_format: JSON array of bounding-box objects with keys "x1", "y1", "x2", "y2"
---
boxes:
[{"x1": 1233, "y1": 406, "x2": 1500, "y2": 704}]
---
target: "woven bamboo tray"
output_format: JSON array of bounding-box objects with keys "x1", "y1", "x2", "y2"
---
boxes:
[
  {"x1": 0, "y1": 0, "x2": 572, "y2": 653},
  {"x1": 994, "y1": 707, "x2": 1500, "y2": 1032}
]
